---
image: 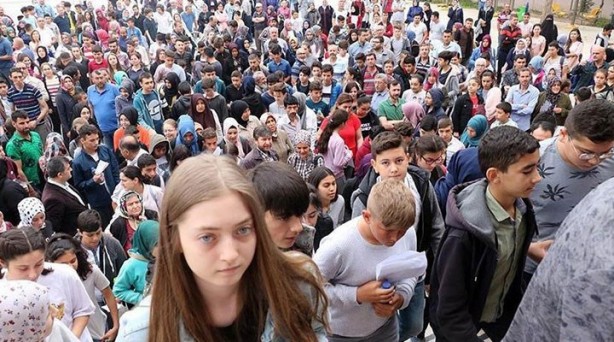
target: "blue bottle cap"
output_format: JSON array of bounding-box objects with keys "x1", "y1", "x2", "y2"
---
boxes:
[{"x1": 381, "y1": 279, "x2": 392, "y2": 289}]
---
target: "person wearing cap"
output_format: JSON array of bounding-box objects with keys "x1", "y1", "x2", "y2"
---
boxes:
[
  {"x1": 253, "y1": 3, "x2": 267, "y2": 52},
  {"x1": 240, "y1": 126, "x2": 279, "y2": 169}
]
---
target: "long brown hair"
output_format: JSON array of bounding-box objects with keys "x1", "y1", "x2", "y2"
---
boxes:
[{"x1": 149, "y1": 155, "x2": 329, "y2": 341}]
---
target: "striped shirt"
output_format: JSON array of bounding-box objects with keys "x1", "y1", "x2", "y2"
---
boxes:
[{"x1": 7, "y1": 83, "x2": 42, "y2": 120}]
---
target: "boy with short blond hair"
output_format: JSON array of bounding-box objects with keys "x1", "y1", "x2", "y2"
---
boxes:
[{"x1": 314, "y1": 179, "x2": 418, "y2": 341}]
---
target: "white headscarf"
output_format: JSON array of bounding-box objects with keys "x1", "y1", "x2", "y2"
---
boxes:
[
  {"x1": 223, "y1": 117, "x2": 246, "y2": 158},
  {"x1": 0, "y1": 280, "x2": 50, "y2": 341},
  {"x1": 17, "y1": 197, "x2": 46, "y2": 228}
]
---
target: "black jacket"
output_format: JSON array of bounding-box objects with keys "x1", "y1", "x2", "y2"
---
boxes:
[
  {"x1": 429, "y1": 179, "x2": 537, "y2": 341},
  {"x1": 0, "y1": 179, "x2": 28, "y2": 226},
  {"x1": 55, "y1": 89, "x2": 78, "y2": 134},
  {"x1": 41, "y1": 182, "x2": 88, "y2": 236},
  {"x1": 451, "y1": 93, "x2": 484, "y2": 135}
]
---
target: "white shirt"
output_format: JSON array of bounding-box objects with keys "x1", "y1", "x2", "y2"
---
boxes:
[
  {"x1": 446, "y1": 136, "x2": 465, "y2": 163},
  {"x1": 407, "y1": 22, "x2": 428, "y2": 43},
  {"x1": 429, "y1": 20, "x2": 446, "y2": 41},
  {"x1": 46, "y1": 179, "x2": 86, "y2": 206},
  {"x1": 153, "y1": 11, "x2": 173, "y2": 34}
]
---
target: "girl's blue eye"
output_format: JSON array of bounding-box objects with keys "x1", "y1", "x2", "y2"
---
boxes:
[
  {"x1": 200, "y1": 235, "x2": 214, "y2": 243},
  {"x1": 237, "y1": 227, "x2": 253, "y2": 236}
]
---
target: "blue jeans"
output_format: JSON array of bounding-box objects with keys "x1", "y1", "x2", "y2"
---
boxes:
[
  {"x1": 102, "y1": 130, "x2": 115, "y2": 150},
  {"x1": 398, "y1": 280, "x2": 425, "y2": 341}
]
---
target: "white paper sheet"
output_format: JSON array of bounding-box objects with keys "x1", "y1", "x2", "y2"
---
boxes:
[{"x1": 375, "y1": 251, "x2": 428, "y2": 283}]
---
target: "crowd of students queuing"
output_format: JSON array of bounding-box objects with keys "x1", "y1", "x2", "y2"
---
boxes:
[{"x1": 0, "y1": 0, "x2": 613, "y2": 340}]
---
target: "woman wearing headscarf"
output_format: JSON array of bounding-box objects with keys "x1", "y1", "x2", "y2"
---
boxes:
[
  {"x1": 113, "y1": 220, "x2": 160, "y2": 306},
  {"x1": 159, "y1": 72, "x2": 180, "y2": 110},
  {"x1": 17, "y1": 197, "x2": 54, "y2": 238},
  {"x1": 175, "y1": 115, "x2": 201, "y2": 155},
  {"x1": 261, "y1": 113, "x2": 293, "y2": 162},
  {"x1": 229, "y1": 100, "x2": 262, "y2": 146},
  {"x1": 222, "y1": 43, "x2": 249, "y2": 84},
  {"x1": 288, "y1": 130, "x2": 324, "y2": 180},
  {"x1": 39, "y1": 132, "x2": 69, "y2": 176},
  {"x1": 292, "y1": 92, "x2": 318, "y2": 138},
  {"x1": 55, "y1": 75, "x2": 78, "y2": 139},
  {"x1": 242, "y1": 76, "x2": 267, "y2": 118},
  {"x1": 0, "y1": 280, "x2": 80, "y2": 341},
  {"x1": 540, "y1": 14, "x2": 558, "y2": 53},
  {"x1": 402, "y1": 101, "x2": 426, "y2": 128},
  {"x1": 460, "y1": 115, "x2": 488, "y2": 148},
  {"x1": 95, "y1": 9, "x2": 109, "y2": 31},
  {"x1": 423, "y1": 67, "x2": 443, "y2": 91},
  {"x1": 109, "y1": 191, "x2": 158, "y2": 253},
  {"x1": 189, "y1": 93, "x2": 222, "y2": 143},
  {"x1": 113, "y1": 106, "x2": 153, "y2": 151},
  {"x1": 532, "y1": 76, "x2": 572, "y2": 126},
  {"x1": 505, "y1": 38, "x2": 531, "y2": 72},
  {"x1": 528, "y1": 56, "x2": 546, "y2": 91},
  {"x1": 219, "y1": 117, "x2": 252, "y2": 159},
  {"x1": 424, "y1": 88, "x2": 447, "y2": 120},
  {"x1": 469, "y1": 34, "x2": 494, "y2": 71}
]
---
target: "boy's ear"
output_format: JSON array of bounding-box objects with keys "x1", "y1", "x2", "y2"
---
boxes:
[
  {"x1": 485, "y1": 167, "x2": 500, "y2": 183},
  {"x1": 362, "y1": 209, "x2": 371, "y2": 224}
]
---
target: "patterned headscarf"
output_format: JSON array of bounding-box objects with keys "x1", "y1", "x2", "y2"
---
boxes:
[
  {"x1": 292, "y1": 130, "x2": 312, "y2": 147},
  {"x1": 119, "y1": 191, "x2": 145, "y2": 220},
  {"x1": 39, "y1": 132, "x2": 69, "y2": 175},
  {"x1": 17, "y1": 197, "x2": 46, "y2": 228},
  {"x1": 0, "y1": 280, "x2": 49, "y2": 341}
]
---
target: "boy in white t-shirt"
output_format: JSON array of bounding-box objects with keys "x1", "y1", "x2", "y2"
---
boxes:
[{"x1": 490, "y1": 102, "x2": 518, "y2": 129}]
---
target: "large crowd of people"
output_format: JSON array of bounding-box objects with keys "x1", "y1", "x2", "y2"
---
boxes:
[{"x1": 0, "y1": 0, "x2": 613, "y2": 341}]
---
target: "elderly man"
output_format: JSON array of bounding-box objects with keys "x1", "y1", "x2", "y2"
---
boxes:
[{"x1": 571, "y1": 45, "x2": 610, "y2": 91}]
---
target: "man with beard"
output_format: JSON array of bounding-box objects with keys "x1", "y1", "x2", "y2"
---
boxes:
[{"x1": 5, "y1": 110, "x2": 43, "y2": 190}]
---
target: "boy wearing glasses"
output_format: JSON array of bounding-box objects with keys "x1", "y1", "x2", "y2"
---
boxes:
[{"x1": 524, "y1": 99, "x2": 614, "y2": 284}]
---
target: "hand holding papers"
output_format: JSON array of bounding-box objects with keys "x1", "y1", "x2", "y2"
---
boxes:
[{"x1": 94, "y1": 161, "x2": 109, "y2": 175}]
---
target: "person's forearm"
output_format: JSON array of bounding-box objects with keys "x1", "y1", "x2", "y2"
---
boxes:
[
  {"x1": 71, "y1": 315, "x2": 89, "y2": 338},
  {"x1": 103, "y1": 288, "x2": 120, "y2": 331}
]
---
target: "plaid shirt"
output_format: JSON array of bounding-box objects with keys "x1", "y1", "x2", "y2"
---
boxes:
[{"x1": 288, "y1": 152, "x2": 324, "y2": 181}]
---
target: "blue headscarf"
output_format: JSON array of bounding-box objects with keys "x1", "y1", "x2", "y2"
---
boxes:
[
  {"x1": 176, "y1": 115, "x2": 200, "y2": 154},
  {"x1": 460, "y1": 115, "x2": 489, "y2": 148}
]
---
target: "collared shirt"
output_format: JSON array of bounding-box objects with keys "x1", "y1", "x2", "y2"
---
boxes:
[
  {"x1": 378, "y1": 97, "x2": 406, "y2": 121},
  {"x1": 267, "y1": 58, "x2": 292, "y2": 77},
  {"x1": 371, "y1": 90, "x2": 389, "y2": 115},
  {"x1": 87, "y1": 83, "x2": 120, "y2": 132},
  {"x1": 288, "y1": 152, "x2": 324, "y2": 180},
  {"x1": 505, "y1": 84, "x2": 539, "y2": 131},
  {"x1": 348, "y1": 41, "x2": 372, "y2": 57},
  {"x1": 481, "y1": 187, "x2": 526, "y2": 323},
  {"x1": 47, "y1": 179, "x2": 86, "y2": 206}
]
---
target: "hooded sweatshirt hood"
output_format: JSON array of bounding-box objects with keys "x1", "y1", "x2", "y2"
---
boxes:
[
  {"x1": 428, "y1": 88, "x2": 444, "y2": 109},
  {"x1": 149, "y1": 133, "x2": 170, "y2": 155},
  {"x1": 446, "y1": 179, "x2": 500, "y2": 248}
]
